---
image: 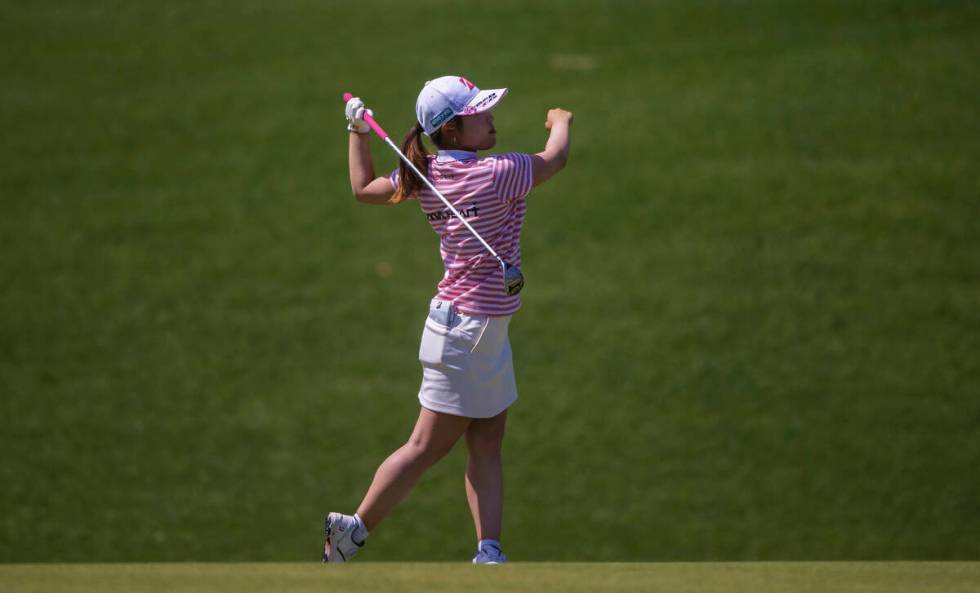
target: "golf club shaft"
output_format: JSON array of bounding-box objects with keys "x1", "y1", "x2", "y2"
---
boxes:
[{"x1": 343, "y1": 93, "x2": 506, "y2": 267}]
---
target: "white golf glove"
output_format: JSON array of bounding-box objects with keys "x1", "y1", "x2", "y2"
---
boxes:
[{"x1": 345, "y1": 97, "x2": 374, "y2": 134}]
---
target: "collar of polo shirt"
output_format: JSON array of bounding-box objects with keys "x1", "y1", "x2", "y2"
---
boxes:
[{"x1": 436, "y1": 149, "x2": 478, "y2": 162}]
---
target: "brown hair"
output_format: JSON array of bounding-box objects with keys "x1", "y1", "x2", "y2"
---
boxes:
[{"x1": 391, "y1": 117, "x2": 462, "y2": 203}]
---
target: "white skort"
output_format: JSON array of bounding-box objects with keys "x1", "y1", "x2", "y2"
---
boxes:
[{"x1": 417, "y1": 299, "x2": 517, "y2": 418}]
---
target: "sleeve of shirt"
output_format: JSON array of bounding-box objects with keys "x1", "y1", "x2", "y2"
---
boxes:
[
  {"x1": 388, "y1": 168, "x2": 399, "y2": 190},
  {"x1": 492, "y1": 153, "x2": 533, "y2": 203}
]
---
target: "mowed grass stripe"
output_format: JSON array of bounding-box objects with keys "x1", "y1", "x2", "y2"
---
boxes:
[{"x1": 2, "y1": 563, "x2": 978, "y2": 593}]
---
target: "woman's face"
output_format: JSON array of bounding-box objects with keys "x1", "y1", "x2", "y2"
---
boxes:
[{"x1": 453, "y1": 111, "x2": 497, "y2": 151}]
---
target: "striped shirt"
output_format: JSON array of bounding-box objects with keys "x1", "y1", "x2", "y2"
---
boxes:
[{"x1": 390, "y1": 150, "x2": 533, "y2": 316}]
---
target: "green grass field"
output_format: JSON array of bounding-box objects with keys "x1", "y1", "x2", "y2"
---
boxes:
[
  {"x1": 3, "y1": 563, "x2": 979, "y2": 593},
  {"x1": 2, "y1": 0, "x2": 978, "y2": 564}
]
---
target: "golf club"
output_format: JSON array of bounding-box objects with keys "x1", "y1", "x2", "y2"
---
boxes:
[{"x1": 343, "y1": 92, "x2": 525, "y2": 296}]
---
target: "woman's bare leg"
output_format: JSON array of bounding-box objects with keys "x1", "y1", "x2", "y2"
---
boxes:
[
  {"x1": 355, "y1": 407, "x2": 471, "y2": 531},
  {"x1": 464, "y1": 408, "x2": 508, "y2": 541}
]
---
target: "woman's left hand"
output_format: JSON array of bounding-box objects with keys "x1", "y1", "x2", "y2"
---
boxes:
[{"x1": 345, "y1": 97, "x2": 374, "y2": 134}]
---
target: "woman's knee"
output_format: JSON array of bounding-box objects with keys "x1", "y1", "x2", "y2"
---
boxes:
[
  {"x1": 400, "y1": 408, "x2": 469, "y2": 465},
  {"x1": 403, "y1": 434, "x2": 456, "y2": 465}
]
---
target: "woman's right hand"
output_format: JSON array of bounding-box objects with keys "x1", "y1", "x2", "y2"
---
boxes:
[
  {"x1": 545, "y1": 108, "x2": 574, "y2": 129},
  {"x1": 533, "y1": 109, "x2": 574, "y2": 187}
]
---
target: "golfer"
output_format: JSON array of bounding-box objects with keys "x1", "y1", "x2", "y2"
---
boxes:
[{"x1": 324, "y1": 75, "x2": 572, "y2": 564}]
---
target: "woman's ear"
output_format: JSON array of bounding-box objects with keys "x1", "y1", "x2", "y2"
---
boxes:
[
  {"x1": 442, "y1": 119, "x2": 460, "y2": 136},
  {"x1": 432, "y1": 116, "x2": 463, "y2": 149}
]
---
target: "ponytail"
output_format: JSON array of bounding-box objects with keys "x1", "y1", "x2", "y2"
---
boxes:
[
  {"x1": 391, "y1": 122, "x2": 428, "y2": 203},
  {"x1": 390, "y1": 117, "x2": 461, "y2": 203}
]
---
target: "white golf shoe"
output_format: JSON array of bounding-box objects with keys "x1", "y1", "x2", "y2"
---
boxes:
[{"x1": 322, "y1": 512, "x2": 365, "y2": 563}]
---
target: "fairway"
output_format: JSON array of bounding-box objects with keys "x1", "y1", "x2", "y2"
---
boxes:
[
  {"x1": 3, "y1": 563, "x2": 980, "y2": 593},
  {"x1": 2, "y1": 0, "x2": 979, "y2": 564}
]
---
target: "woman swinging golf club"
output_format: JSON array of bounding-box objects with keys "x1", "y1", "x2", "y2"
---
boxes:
[{"x1": 325, "y1": 75, "x2": 572, "y2": 564}]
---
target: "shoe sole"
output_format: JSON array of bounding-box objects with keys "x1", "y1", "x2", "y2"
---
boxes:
[{"x1": 323, "y1": 514, "x2": 347, "y2": 563}]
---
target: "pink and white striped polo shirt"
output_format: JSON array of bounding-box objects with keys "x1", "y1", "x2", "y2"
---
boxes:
[{"x1": 390, "y1": 150, "x2": 533, "y2": 316}]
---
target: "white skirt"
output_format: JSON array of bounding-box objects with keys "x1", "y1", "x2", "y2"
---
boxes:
[{"x1": 417, "y1": 299, "x2": 518, "y2": 418}]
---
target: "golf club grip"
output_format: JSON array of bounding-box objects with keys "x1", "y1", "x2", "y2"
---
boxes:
[{"x1": 342, "y1": 92, "x2": 389, "y2": 140}]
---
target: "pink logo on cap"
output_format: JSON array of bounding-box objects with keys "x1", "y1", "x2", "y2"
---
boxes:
[{"x1": 459, "y1": 77, "x2": 475, "y2": 90}]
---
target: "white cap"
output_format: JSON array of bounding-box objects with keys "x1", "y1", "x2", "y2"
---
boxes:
[{"x1": 416, "y1": 75, "x2": 508, "y2": 136}]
